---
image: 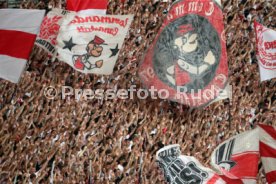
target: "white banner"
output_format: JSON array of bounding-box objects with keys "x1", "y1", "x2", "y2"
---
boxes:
[
  {"x1": 0, "y1": 9, "x2": 45, "y2": 83},
  {"x1": 56, "y1": 13, "x2": 133, "y2": 75},
  {"x1": 254, "y1": 21, "x2": 276, "y2": 82}
]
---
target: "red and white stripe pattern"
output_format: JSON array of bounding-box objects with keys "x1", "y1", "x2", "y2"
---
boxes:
[
  {"x1": 157, "y1": 126, "x2": 276, "y2": 184},
  {"x1": 259, "y1": 124, "x2": 276, "y2": 184},
  {"x1": 0, "y1": 9, "x2": 45, "y2": 83},
  {"x1": 211, "y1": 128, "x2": 259, "y2": 183},
  {"x1": 66, "y1": 0, "x2": 108, "y2": 15}
]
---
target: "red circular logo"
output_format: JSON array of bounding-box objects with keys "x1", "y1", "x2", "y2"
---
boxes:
[
  {"x1": 255, "y1": 21, "x2": 276, "y2": 70},
  {"x1": 139, "y1": 0, "x2": 228, "y2": 108}
]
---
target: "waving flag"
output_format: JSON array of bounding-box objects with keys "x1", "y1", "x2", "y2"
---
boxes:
[
  {"x1": 211, "y1": 128, "x2": 259, "y2": 183},
  {"x1": 157, "y1": 124, "x2": 276, "y2": 184},
  {"x1": 259, "y1": 124, "x2": 276, "y2": 184},
  {"x1": 35, "y1": 0, "x2": 108, "y2": 57},
  {"x1": 35, "y1": 9, "x2": 68, "y2": 56},
  {"x1": 156, "y1": 144, "x2": 226, "y2": 184},
  {"x1": 139, "y1": 0, "x2": 228, "y2": 108},
  {"x1": 210, "y1": 124, "x2": 276, "y2": 184},
  {"x1": 56, "y1": 12, "x2": 133, "y2": 75},
  {"x1": 254, "y1": 21, "x2": 276, "y2": 82},
  {"x1": 66, "y1": 0, "x2": 108, "y2": 15},
  {"x1": 0, "y1": 9, "x2": 45, "y2": 83}
]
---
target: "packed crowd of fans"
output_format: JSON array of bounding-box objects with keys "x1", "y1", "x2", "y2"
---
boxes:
[{"x1": 0, "y1": 0, "x2": 275, "y2": 183}]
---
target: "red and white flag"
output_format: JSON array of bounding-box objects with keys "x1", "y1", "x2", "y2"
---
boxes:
[
  {"x1": 254, "y1": 21, "x2": 276, "y2": 82},
  {"x1": 56, "y1": 12, "x2": 133, "y2": 75},
  {"x1": 157, "y1": 124, "x2": 276, "y2": 184},
  {"x1": 35, "y1": 9, "x2": 68, "y2": 56},
  {"x1": 211, "y1": 124, "x2": 276, "y2": 184},
  {"x1": 211, "y1": 128, "x2": 259, "y2": 184},
  {"x1": 138, "y1": 0, "x2": 228, "y2": 108},
  {"x1": 259, "y1": 124, "x2": 276, "y2": 184},
  {"x1": 66, "y1": 0, "x2": 108, "y2": 15},
  {"x1": 0, "y1": 9, "x2": 45, "y2": 83}
]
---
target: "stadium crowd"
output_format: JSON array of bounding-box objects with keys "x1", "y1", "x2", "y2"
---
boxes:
[{"x1": 0, "y1": 0, "x2": 275, "y2": 183}]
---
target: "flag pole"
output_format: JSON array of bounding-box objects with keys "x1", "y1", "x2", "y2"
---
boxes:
[{"x1": 51, "y1": 50, "x2": 58, "y2": 63}]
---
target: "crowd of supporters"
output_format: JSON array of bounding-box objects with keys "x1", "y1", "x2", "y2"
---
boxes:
[{"x1": 0, "y1": 0, "x2": 275, "y2": 183}]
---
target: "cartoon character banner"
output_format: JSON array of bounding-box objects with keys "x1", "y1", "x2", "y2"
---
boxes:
[
  {"x1": 35, "y1": 9, "x2": 68, "y2": 56},
  {"x1": 139, "y1": 0, "x2": 228, "y2": 108},
  {"x1": 56, "y1": 13, "x2": 133, "y2": 74},
  {"x1": 254, "y1": 21, "x2": 276, "y2": 82}
]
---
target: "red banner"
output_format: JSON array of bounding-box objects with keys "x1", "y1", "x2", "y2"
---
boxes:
[{"x1": 139, "y1": 0, "x2": 228, "y2": 107}]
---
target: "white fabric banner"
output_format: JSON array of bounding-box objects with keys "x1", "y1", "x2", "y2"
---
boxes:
[
  {"x1": 254, "y1": 21, "x2": 276, "y2": 82},
  {"x1": 56, "y1": 13, "x2": 133, "y2": 74}
]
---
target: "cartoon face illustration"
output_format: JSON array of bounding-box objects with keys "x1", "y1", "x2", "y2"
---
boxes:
[
  {"x1": 174, "y1": 25, "x2": 198, "y2": 53},
  {"x1": 139, "y1": 0, "x2": 228, "y2": 107},
  {"x1": 73, "y1": 35, "x2": 105, "y2": 71},
  {"x1": 86, "y1": 36, "x2": 105, "y2": 57},
  {"x1": 153, "y1": 14, "x2": 221, "y2": 93}
]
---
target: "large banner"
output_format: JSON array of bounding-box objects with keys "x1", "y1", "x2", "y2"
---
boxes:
[
  {"x1": 211, "y1": 128, "x2": 259, "y2": 183},
  {"x1": 254, "y1": 21, "x2": 276, "y2": 82},
  {"x1": 56, "y1": 13, "x2": 133, "y2": 74},
  {"x1": 157, "y1": 124, "x2": 276, "y2": 184},
  {"x1": 139, "y1": 0, "x2": 228, "y2": 108},
  {"x1": 35, "y1": 9, "x2": 68, "y2": 56},
  {"x1": 211, "y1": 124, "x2": 276, "y2": 183}
]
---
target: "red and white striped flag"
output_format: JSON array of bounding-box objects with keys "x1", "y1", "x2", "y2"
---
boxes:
[
  {"x1": 211, "y1": 124, "x2": 276, "y2": 184},
  {"x1": 259, "y1": 124, "x2": 276, "y2": 184},
  {"x1": 66, "y1": 0, "x2": 108, "y2": 15},
  {"x1": 211, "y1": 128, "x2": 259, "y2": 184},
  {"x1": 157, "y1": 124, "x2": 276, "y2": 184},
  {"x1": 0, "y1": 9, "x2": 45, "y2": 83},
  {"x1": 56, "y1": 12, "x2": 133, "y2": 75}
]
